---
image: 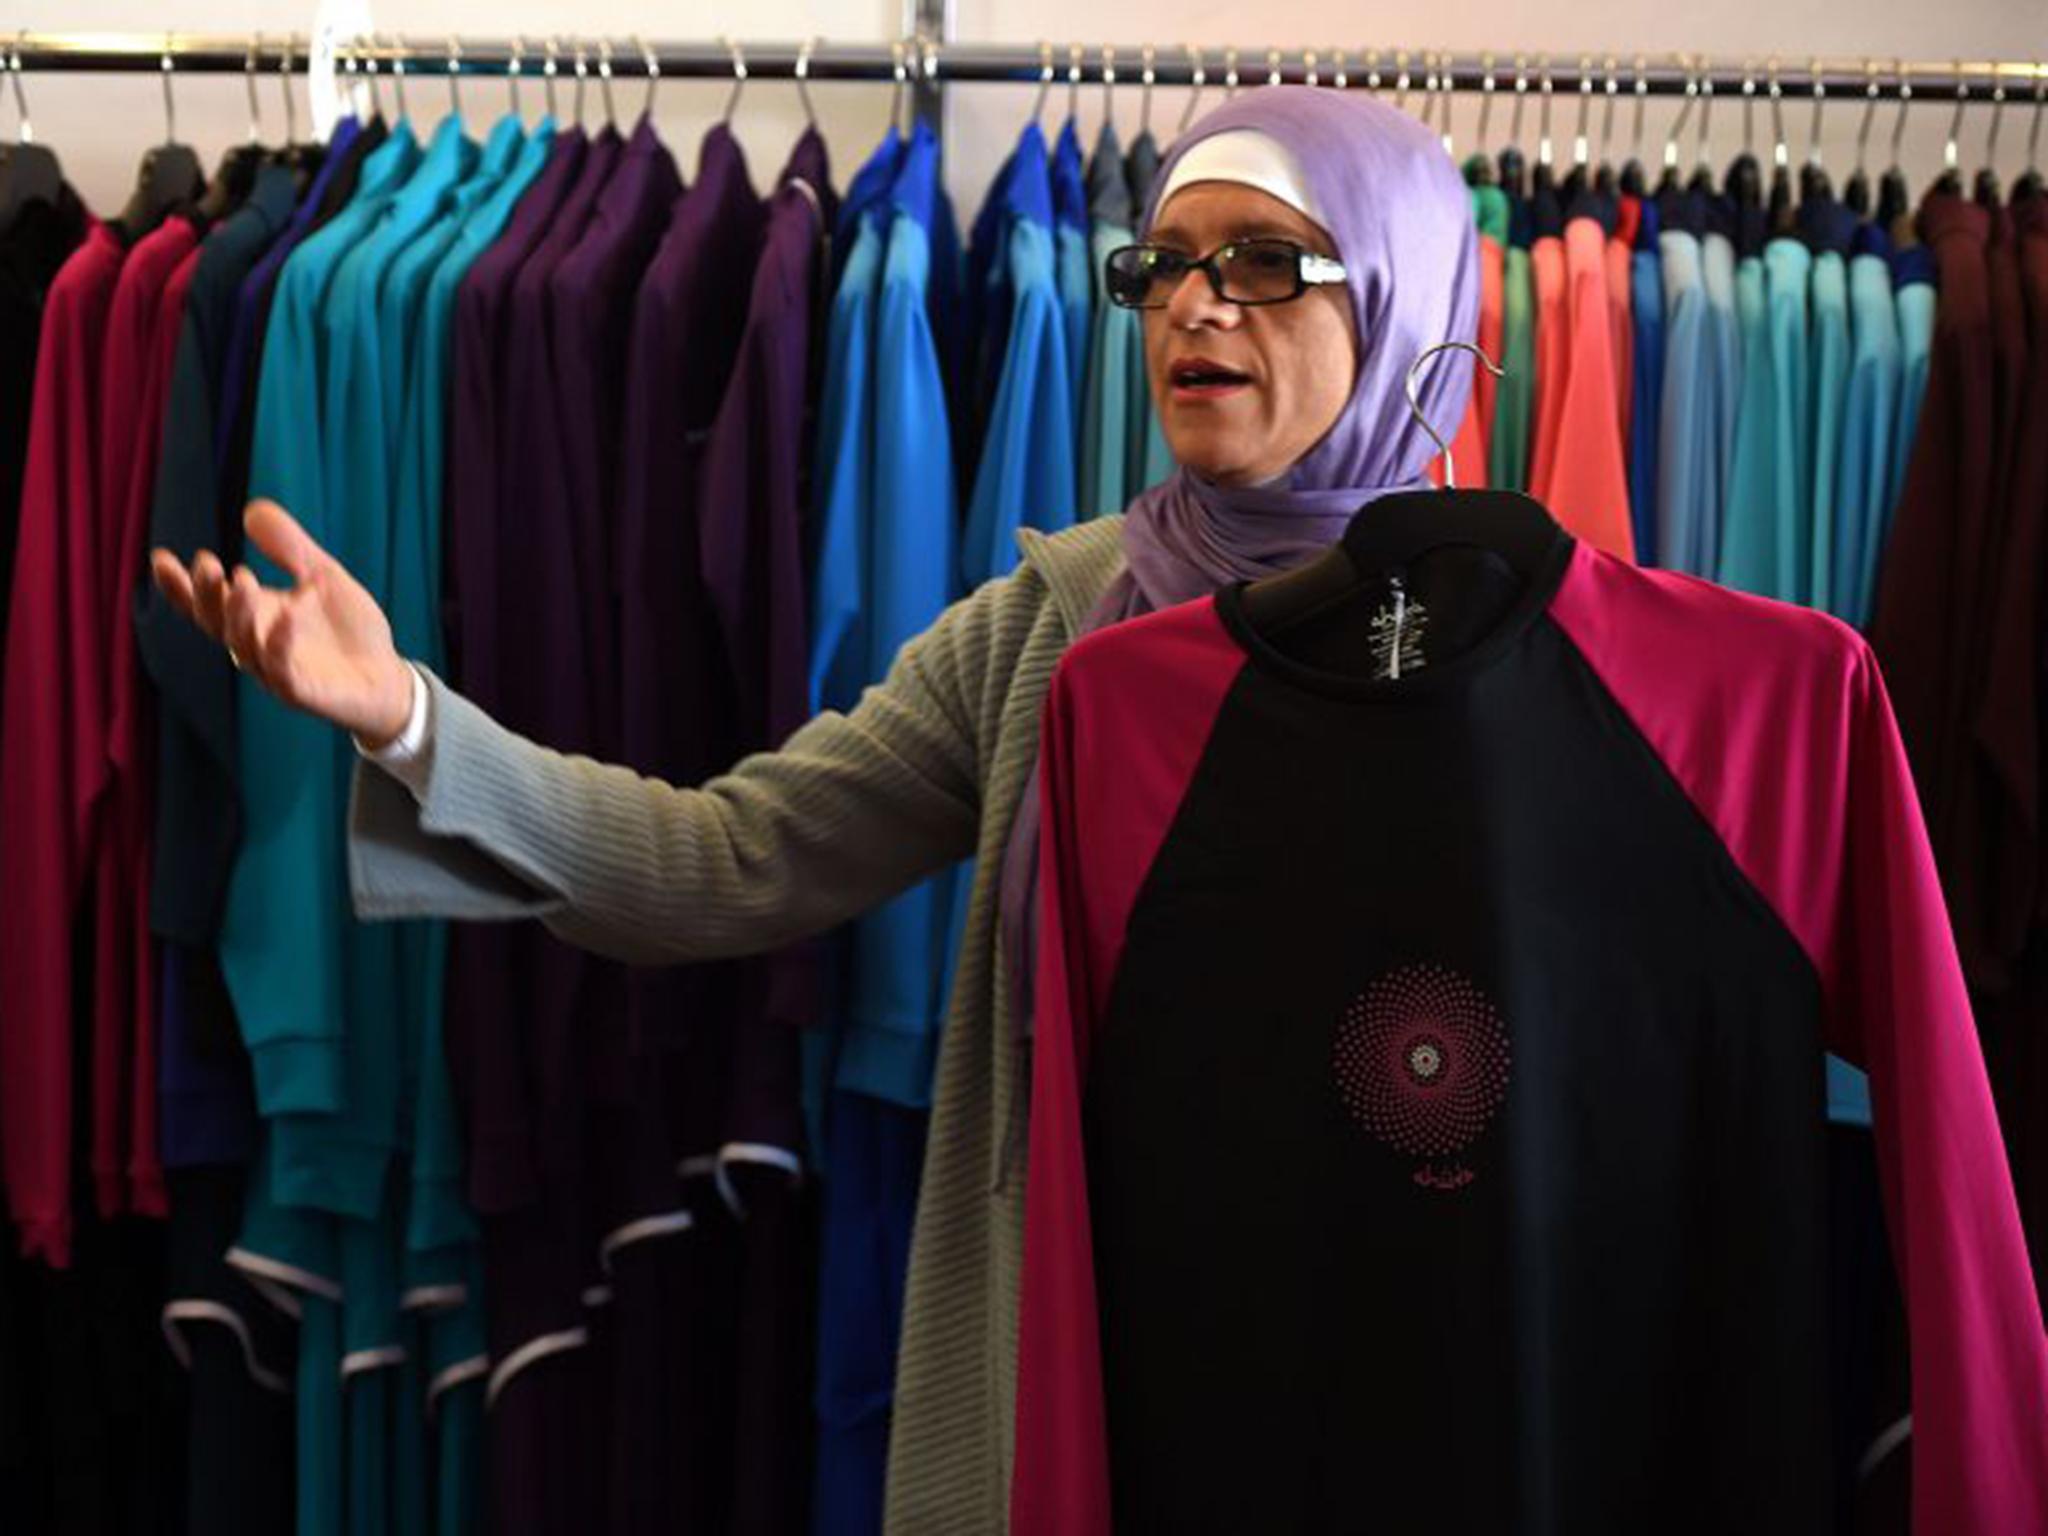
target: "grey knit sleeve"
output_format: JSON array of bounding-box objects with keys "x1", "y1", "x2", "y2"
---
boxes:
[{"x1": 346, "y1": 575, "x2": 1008, "y2": 967}]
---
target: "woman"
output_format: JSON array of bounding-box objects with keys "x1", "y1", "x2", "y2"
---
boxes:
[{"x1": 152, "y1": 86, "x2": 1477, "y2": 1531}]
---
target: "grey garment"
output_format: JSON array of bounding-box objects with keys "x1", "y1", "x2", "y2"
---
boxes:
[{"x1": 348, "y1": 514, "x2": 1129, "y2": 1533}]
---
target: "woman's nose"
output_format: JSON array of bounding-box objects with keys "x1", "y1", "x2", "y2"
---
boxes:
[{"x1": 1163, "y1": 266, "x2": 1239, "y2": 330}]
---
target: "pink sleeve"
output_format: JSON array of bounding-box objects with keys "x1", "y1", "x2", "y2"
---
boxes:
[
  {"x1": 1012, "y1": 603, "x2": 1244, "y2": 1536},
  {"x1": 1833, "y1": 646, "x2": 2048, "y2": 1532},
  {"x1": 1552, "y1": 546, "x2": 2048, "y2": 1533}
]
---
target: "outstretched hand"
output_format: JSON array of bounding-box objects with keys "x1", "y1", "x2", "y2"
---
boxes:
[{"x1": 149, "y1": 499, "x2": 415, "y2": 747}]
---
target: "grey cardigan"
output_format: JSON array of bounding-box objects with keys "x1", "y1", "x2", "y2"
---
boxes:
[{"x1": 349, "y1": 515, "x2": 1129, "y2": 1534}]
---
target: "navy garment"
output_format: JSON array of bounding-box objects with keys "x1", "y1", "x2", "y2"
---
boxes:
[{"x1": 135, "y1": 165, "x2": 301, "y2": 1158}]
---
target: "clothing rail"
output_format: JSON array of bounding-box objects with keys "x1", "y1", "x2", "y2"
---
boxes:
[{"x1": 5, "y1": 32, "x2": 2044, "y2": 104}]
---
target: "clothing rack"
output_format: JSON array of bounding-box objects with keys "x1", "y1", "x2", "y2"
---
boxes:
[{"x1": 6, "y1": 32, "x2": 2042, "y2": 105}]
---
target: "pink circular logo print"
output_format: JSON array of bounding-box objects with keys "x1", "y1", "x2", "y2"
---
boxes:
[{"x1": 1333, "y1": 963, "x2": 1512, "y2": 1192}]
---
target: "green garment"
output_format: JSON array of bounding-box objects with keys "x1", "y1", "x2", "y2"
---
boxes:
[{"x1": 1493, "y1": 243, "x2": 1536, "y2": 492}]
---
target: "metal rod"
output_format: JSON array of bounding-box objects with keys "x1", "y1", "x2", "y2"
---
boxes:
[{"x1": 4, "y1": 33, "x2": 2040, "y2": 102}]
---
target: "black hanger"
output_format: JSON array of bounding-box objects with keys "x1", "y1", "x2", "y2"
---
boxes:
[
  {"x1": 1240, "y1": 342, "x2": 1534, "y2": 638},
  {"x1": 120, "y1": 48, "x2": 204, "y2": 237},
  {"x1": 0, "y1": 43, "x2": 64, "y2": 235}
]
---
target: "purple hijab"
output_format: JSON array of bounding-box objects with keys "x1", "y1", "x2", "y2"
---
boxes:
[{"x1": 999, "y1": 87, "x2": 1481, "y2": 1034}]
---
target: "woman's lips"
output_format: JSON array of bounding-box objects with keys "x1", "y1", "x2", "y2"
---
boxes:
[{"x1": 1168, "y1": 357, "x2": 1254, "y2": 399}]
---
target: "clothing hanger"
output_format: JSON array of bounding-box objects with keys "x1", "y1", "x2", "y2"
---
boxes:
[
  {"x1": 1174, "y1": 44, "x2": 1204, "y2": 139},
  {"x1": 1683, "y1": 56, "x2": 1718, "y2": 200},
  {"x1": 1237, "y1": 341, "x2": 1552, "y2": 648},
  {"x1": 1876, "y1": 62, "x2": 1913, "y2": 228},
  {"x1": 1030, "y1": 41, "x2": 1052, "y2": 133},
  {"x1": 1845, "y1": 60, "x2": 1881, "y2": 216},
  {"x1": 1799, "y1": 60, "x2": 1836, "y2": 208},
  {"x1": 119, "y1": 40, "x2": 205, "y2": 238},
  {"x1": 1933, "y1": 62, "x2": 1969, "y2": 196},
  {"x1": 1496, "y1": 53, "x2": 1527, "y2": 200},
  {"x1": 1762, "y1": 59, "x2": 1797, "y2": 236},
  {"x1": 793, "y1": 37, "x2": 818, "y2": 130},
  {"x1": 1617, "y1": 54, "x2": 1651, "y2": 197},
  {"x1": 195, "y1": 34, "x2": 270, "y2": 221},
  {"x1": 2014, "y1": 64, "x2": 2044, "y2": 203},
  {"x1": 1463, "y1": 53, "x2": 1499, "y2": 188},
  {"x1": 1593, "y1": 55, "x2": 1622, "y2": 200},
  {"x1": 1561, "y1": 54, "x2": 1593, "y2": 203},
  {"x1": 597, "y1": 38, "x2": 619, "y2": 128},
  {"x1": 1655, "y1": 56, "x2": 1695, "y2": 202},
  {"x1": 0, "y1": 35, "x2": 66, "y2": 234},
  {"x1": 1974, "y1": 69, "x2": 2006, "y2": 207}
]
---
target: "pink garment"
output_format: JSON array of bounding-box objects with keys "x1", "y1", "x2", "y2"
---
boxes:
[{"x1": 1015, "y1": 536, "x2": 2048, "y2": 1535}]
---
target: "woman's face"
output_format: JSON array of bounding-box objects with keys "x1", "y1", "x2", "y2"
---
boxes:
[{"x1": 1142, "y1": 182, "x2": 1360, "y2": 487}]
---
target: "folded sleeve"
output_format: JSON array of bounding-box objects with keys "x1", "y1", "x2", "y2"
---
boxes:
[{"x1": 348, "y1": 572, "x2": 1011, "y2": 967}]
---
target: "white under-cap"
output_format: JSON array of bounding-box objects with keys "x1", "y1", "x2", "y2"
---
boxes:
[{"x1": 1152, "y1": 128, "x2": 1325, "y2": 228}]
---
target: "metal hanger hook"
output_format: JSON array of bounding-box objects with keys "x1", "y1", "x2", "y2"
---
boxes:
[
  {"x1": 2029, "y1": 61, "x2": 2045, "y2": 172},
  {"x1": 1477, "y1": 52, "x2": 1496, "y2": 145},
  {"x1": 596, "y1": 38, "x2": 617, "y2": 125},
  {"x1": 793, "y1": 37, "x2": 816, "y2": 127},
  {"x1": 1406, "y1": 341, "x2": 1505, "y2": 492},
  {"x1": 1697, "y1": 60, "x2": 1716, "y2": 168},
  {"x1": 447, "y1": 36, "x2": 461, "y2": 116},
  {"x1": 1808, "y1": 58, "x2": 1826, "y2": 168},
  {"x1": 1267, "y1": 47, "x2": 1284, "y2": 90},
  {"x1": 506, "y1": 35, "x2": 523, "y2": 116},
  {"x1": 386, "y1": 33, "x2": 409, "y2": 121},
  {"x1": 544, "y1": 37, "x2": 563, "y2": 121},
  {"x1": 1574, "y1": 53, "x2": 1593, "y2": 167},
  {"x1": 279, "y1": 32, "x2": 296, "y2": 143},
  {"x1": 1510, "y1": 53, "x2": 1527, "y2": 143},
  {"x1": 1177, "y1": 45, "x2": 1205, "y2": 135},
  {"x1": 1632, "y1": 54, "x2": 1648, "y2": 158},
  {"x1": 1945, "y1": 60, "x2": 1968, "y2": 171},
  {"x1": 715, "y1": 36, "x2": 742, "y2": 123},
  {"x1": 1303, "y1": 47, "x2": 1318, "y2": 90},
  {"x1": 11, "y1": 31, "x2": 33, "y2": 144},
  {"x1": 1601, "y1": 55, "x2": 1618, "y2": 163},
  {"x1": 1856, "y1": 59, "x2": 1879, "y2": 171},
  {"x1": 244, "y1": 33, "x2": 263, "y2": 143},
  {"x1": 570, "y1": 38, "x2": 587, "y2": 126},
  {"x1": 1139, "y1": 44, "x2": 1156, "y2": 132},
  {"x1": 160, "y1": 36, "x2": 178, "y2": 143},
  {"x1": 1986, "y1": 66, "x2": 2007, "y2": 168},
  {"x1": 1031, "y1": 41, "x2": 1052, "y2": 126},
  {"x1": 1068, "y1": 43, "x2": 1082, "y2": 120},
  {"x1": 1101, "y1": 45, "x2": 1116, "y2": 119},
  {"x1": 1225, "y1": 46, "x2": 1240, "y2": 99}
]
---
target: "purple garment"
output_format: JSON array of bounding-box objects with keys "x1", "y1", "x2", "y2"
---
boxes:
[
  {"x1": 998, "y1": 87, "x2": 1483, "y2": 1029},
  {"x1": 695, "y1": 128, "x2": 836, "y2": 1536},
  {"x1": 460, "y1": 124, "x2": 626, "y2": 1536},
  {"x1": 439, "y1": 126, "x2": 586, "y2": 1225}
]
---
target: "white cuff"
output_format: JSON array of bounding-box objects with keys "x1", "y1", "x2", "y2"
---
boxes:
[{"x1": 354, "y1": 662, "x2": 433, "y2": 798}]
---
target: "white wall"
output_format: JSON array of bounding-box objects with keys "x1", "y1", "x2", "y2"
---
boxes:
[{"x1": 13, "y1": 1, "x2": 2046, "y2": 232}]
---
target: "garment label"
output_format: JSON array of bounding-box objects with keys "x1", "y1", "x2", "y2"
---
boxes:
[{"x1": 1369, "y1": 579, "x2": 1429, "y2": 681}]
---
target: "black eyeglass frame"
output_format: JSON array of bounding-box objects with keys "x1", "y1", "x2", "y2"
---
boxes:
[{"x1": 1102, "y1": 237, "x2": 1351, "y2": 309}]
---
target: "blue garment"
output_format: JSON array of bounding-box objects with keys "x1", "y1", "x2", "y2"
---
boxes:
[
  {"x1": 807, "y1": 124, "x2": 962, "y2": 1536},
  {"x1": 228, "y1": 120, "x2": 420, "y2": 1124},
  {"x1": 1806, "y1": 249, "x2": 1851, "y2": 615},
  {"x1": 960, "y1": 124, "x2": 1076, "y2": 586},
  {"x1": 1890, "y1": 246, "x2": 1938, "y2": 512},
  {"x1": 1051, "y1": 118, "x2": 1093, "y2": 426},
  {"x1": 1833, "y1": 242, "x2": 1902, "y2": 631},
  {"x1": 1653, "y1": 230, "x2": 1713, "y2": 573},
  {"x1": 1628, "y1": 199, "x2": 1664, "y2": 564}
]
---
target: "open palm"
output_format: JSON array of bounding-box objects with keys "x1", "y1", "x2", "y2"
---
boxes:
[{"x1": 149, "y1": 499, "x2": 414, "y2": 746}]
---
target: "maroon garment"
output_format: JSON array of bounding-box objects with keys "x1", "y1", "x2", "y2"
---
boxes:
[
  {"x1": 1961, "y1": 199, "x2": 2044, "y2": 986},
  {"x1": 95, "y1": 221, "x2": 197, "y2": 1227},
  {"x1": 0, "y1": 222, "x2": 126, "y2": 1265},
  {"x1": 1869, "y1": 193, "x2": 1996, "y2": 980}
]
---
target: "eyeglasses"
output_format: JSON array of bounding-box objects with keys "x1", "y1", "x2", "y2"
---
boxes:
[{"x1": 1102, "y1": 238, "x2": 1349, "y2": 310}]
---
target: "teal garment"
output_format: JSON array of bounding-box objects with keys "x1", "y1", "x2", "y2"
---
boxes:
[
  {"x1": 1128, "y1": 360, "x2": 1173, "y2": 496},
  {"x1": 1722, "y1": 238, "x2": 1813, "y2": 601},
  {"x1": 960, "y1": 126, "x2": 1076, "y2": 586},
  {"x1": 228, "y1": 122, "x2": 421, "y2": 1120},
  {"x1": 1079, "y1": 122, "x2": 1139, "y2": 520},
  {"x1": 342, "y1": 1204, "x2": 403, "y2": 1536},
  {"x1": 397, "y1": 118, "x2": 555, "y2": 1269},
  {"x1": 836, "y1": 121, "x2": 963, "y2": 1106},
  {"x1": 1051, "y1": 118, "x2": 1093, "y2": 429},
  {"x1": 1806, "y1": 249, "x2": 1851, "y2": 614},
  {"x1": 268, "y1": 112, "x2": 483, "y2": 1223},
  {"x1": 1493, "y1": 243, "x2": 1535, "y2": 493},
  {"x1": 298, "y1": 1295, "x2": 345, "y2": 1536},
  {"x1": 1833, "y1": 251, "x2": 1902, "y2": 630},
  {"x1": 1891, "y1": 273, "x2": 1937, "y2": 511}
]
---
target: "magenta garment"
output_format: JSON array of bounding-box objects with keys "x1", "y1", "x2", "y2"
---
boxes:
[
  {"x1": 1015, "y1": 527, "x2": 2048, "y2": 1534},
  {"x1": 999, "y1": 86, "x2": 1482, "y2": 1032}
]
